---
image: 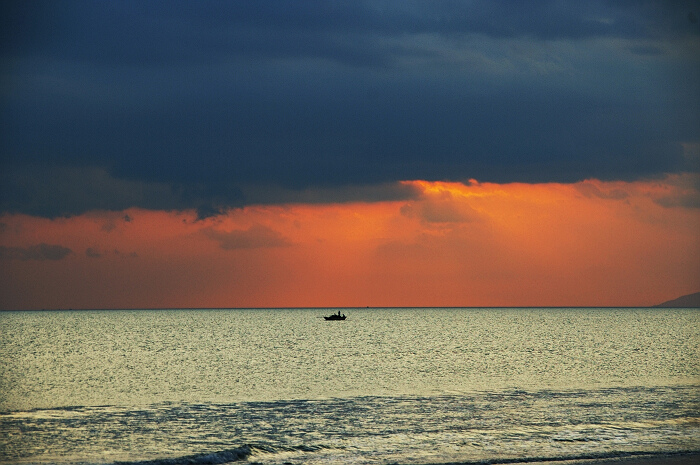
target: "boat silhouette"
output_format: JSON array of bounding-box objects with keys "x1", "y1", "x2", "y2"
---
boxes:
[{"x1": 324, "y1": 311, "x2": 346, "y2": 320}]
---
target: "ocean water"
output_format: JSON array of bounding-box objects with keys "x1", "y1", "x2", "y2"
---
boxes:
[{"x1": 0, "y1": 308, "x2": 698, "y2": 465}]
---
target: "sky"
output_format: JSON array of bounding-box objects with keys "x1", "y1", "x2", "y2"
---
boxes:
[{"x1": 1, "y1": 0, "x2": 699, "y2": 309}]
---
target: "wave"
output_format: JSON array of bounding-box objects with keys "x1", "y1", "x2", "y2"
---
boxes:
[
  {"x1": 438, "y1": 450, "x2": 700, "y2": 465},
  {"x1": 111, "y1": 448, "x2": 700, "y2": 465},
  {"x1": 113, "y1": 445, "x2": 255, "y2": 465},
  {"x1": 112, "y1": 443, "x2": 329, "y2": 465}
]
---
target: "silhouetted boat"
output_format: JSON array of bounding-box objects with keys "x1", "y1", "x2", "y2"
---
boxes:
[{"x1": 324, "y1": 312, "x2": 346, "y2": 320}]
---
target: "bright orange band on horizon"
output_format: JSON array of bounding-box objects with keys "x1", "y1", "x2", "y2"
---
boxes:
[{"x1": 1, "y1": 175, "x2": 698, "y2": 310}]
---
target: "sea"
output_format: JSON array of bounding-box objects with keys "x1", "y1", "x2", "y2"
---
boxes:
[{"x1": 0, "y1": 308, "x2": 698, "y2": 465}]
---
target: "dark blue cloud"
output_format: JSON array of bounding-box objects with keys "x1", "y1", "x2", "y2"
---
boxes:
[
  {"x1": 4, "y1": 1, "x2": 698, "y2": 71},
  {"x1": 1, "y1": 1, "x2": 699, "y2": 216}
]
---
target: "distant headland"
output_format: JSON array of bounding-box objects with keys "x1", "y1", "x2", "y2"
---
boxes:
[{"x1": 654, "y1": 291, "x2": 700, "y2": 308}]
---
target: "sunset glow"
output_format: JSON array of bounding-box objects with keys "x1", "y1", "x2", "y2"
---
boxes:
[{"x1": 2, "y1": 175, "x2": 697, "y2": 309}]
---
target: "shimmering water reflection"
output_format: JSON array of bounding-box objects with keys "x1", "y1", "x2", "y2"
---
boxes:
[
  {"x1": 0, "y1": 308, "x2": 698, "y2": 464},
  {"x1": 1, "y1": 308, "x2": 697, "y2": 410}
]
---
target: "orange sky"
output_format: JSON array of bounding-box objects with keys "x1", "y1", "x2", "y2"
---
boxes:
[{"x1": 1, "y1": 175, "x2": 698, "y2": 309}]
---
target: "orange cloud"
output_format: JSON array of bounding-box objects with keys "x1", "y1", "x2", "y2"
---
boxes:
[{"x1": 1, "y1": 175, "x2": 698, "y2": 309}]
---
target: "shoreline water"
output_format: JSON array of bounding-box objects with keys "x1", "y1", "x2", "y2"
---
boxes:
[
  {"x1": 109, "y1": 450, "x2": 700, "y2": 465},
  {"x1": 1, "y1": 308, "x2": 697, "y2": 465},
  {"x1": 407, "y1": 453, "x2": 700, "y2": 465},
  {"x1": 528, "y1": 452, "x2": 700, "y2": 465}
]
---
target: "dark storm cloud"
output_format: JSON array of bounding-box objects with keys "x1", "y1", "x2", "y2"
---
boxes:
[
  {"x1": 1, "y1": 1, "x2": 699, "y2": 216},
  {"x1": 4, "y1": 1, "x2": 696, "y2": 64},
  {"x1": 0, "y1": 165, "x2": 243, "y2": 217}
]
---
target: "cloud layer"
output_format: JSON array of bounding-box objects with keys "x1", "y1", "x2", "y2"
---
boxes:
[{"x1": 2, "y1": 1, "x2": 699, "y2": 216}]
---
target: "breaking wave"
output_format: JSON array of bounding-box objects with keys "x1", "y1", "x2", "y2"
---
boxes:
[
  {"x1": 112, "y1": 443, "x2": 331, "y2": 465},
  {"x1": 113, "y1": 446, "x2": 254, "y2": 465},
  {"x1": 113, "y1": 448, "x2": 700, "y2": 465}
]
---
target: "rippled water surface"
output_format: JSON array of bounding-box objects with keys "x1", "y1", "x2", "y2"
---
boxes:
[{"x1": 0, "y1": 308, "x2": 698, "y2": 464}]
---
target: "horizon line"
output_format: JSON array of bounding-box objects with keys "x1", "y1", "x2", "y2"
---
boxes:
[{"x1": 2, "y1": 305, "x2": 697, "y2": 312}]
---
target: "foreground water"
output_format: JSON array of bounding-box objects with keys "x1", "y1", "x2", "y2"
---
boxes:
[{"x1": 0, "y1": 308, "x2": 698, "y2": 464}]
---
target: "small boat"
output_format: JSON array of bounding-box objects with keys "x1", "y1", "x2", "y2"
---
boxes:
[{"x1": 324, "y1": 311, "x2": 346, "y2": 320}]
